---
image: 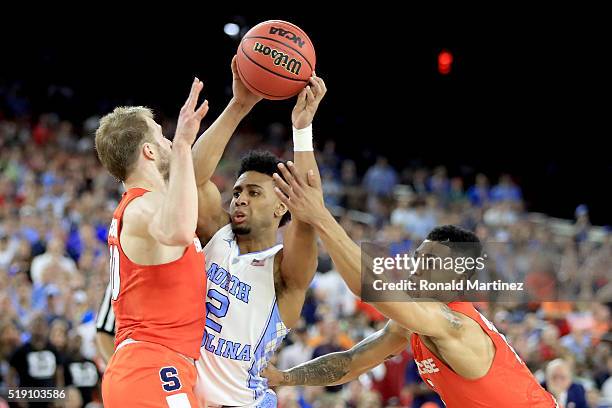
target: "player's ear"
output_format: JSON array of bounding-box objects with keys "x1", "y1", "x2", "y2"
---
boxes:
[
  {"x1": 274, "y1": 201, "x2": 288, "y2": 219},
  {"x1": 142, "y1": 142, "x2": 156, "y2": 161}
]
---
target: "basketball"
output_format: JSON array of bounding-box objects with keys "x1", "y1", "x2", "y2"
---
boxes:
[{"x1": 236, "y1": 20, "x2": 316, "y2": 100}]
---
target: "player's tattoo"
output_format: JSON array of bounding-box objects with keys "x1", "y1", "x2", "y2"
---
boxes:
[
  {"x1": 280, "y1": 353, "x2": 352, "y2": 386},
  {"x1": 279, "y1": 323, "x2": 399, "y2": 386},
  {"x1": 441, "y1": 304, "x2": 462, "y2": 330}
]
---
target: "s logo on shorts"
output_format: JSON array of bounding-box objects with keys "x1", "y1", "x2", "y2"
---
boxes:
[{"x1": 159, "y1": 366, "x2": 182, "y2": 392}]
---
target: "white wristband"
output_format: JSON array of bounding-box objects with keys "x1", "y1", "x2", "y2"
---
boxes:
[{"x1": 292, "y1": 124, "x2": 314, "y2": 152}]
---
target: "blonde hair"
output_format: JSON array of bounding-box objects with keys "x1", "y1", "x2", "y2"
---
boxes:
[{"x1": 95, "y1": 106, "x2": 155, "y2": 181}]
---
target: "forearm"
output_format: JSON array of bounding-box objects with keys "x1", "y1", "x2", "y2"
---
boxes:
[
  {"x1": 156, "y1": 143, "x2": 198, "y2": 244},
  {"x1": 192, "y1": 99, "x2": 252, "y2": 186},
  {"x1": 313, "y1": 211, "x2": 363, "y2": 296},
  {"x1": 279, "y1": 351, "x2": 353, "y2": 386},
  {"x1": 278, "y1": 322, "x2": 408, "y2": 386},
  {"x1": 282, "y1": 149, "x2": 321, "y2": 288}
]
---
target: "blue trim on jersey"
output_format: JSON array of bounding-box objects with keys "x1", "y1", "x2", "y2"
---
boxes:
[
  {"x1": 256, "y1": 390, "x2": 277, "y2": 408},
  {"x1": 246, "y1": 299, "x2": 287, "y2": 400},
  {"x1": 246, "y1": 299, "x2": 276, "y2": 400}
]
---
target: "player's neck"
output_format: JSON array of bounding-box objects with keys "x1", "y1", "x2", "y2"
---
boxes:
[
  {"x1": 124, "y1": 165, "x2": 167, "y2": 193},
  {"x1": 236, "y1": 230, "x2": 277, "y2": 255}
]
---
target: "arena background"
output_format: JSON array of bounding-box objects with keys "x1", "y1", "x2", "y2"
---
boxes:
[{"x1": 1, "y1": 8, "x2": 610, "y2": 408}]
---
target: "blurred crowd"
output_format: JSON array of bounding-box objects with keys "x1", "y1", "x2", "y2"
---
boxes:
[{"x1": 0, "y1": 112, "x2": 610, "y2": 408}]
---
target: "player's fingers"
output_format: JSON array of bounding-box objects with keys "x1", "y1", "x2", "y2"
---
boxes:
[
  {"x1": 195, "y1": 100, "x2": 209, "y2": 120},
  {"x1": 295, "y1": 87, "x2": 307, "y2": 108},
  {"x1": 184, "y1": 77, "x2": 200, "y2": 110},
  {"x1": 317, "y1": 77, "x2": 327, "y2": 95},
  {"x1": 285, "y1": 161, "x2": 305, "y2": 188},
  {"x1": 277, "y1": 162, "x2": 296, "y2": 187},
  {"x1": 305, "y1": 85, "x2": 315, "y2": 104},
  {"x1": 309, "y1": 77, "x2": 322, "y2": 97},
  {"x1": 307, "y1": 169, "x2": 321, "y2": 189},
  {"x1": 273, "y1": 186, "x2": 291, "y2": 206},
  {"x1": 231, "y1": 56, "x2": 239, "y2": 78},
  {"x1": 272, "y1": 173, "x2": 292, "y2": 196},
  {"x1": 190, "y1": 81, "x2": 204, "y2": 110}
]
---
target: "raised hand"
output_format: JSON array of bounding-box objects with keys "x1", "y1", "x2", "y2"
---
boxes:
[
  {"x1": 174, "y1": 77, "x2": 209, "y2": 147},
  {"x1": 231, "y1": 56, "x2": 262, "y2": 109},
  {"x1": 292, "y1": 73, "x2": 327, "y2": 129},
  {"x1": 272, "y1": 161, "x2": 326, "y2": 226}
]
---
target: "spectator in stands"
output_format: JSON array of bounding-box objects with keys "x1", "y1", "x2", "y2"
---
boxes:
[
  {"x1": 490, "y1": 174, "x2": 522, "y2": 203},
  {"x1": 8, "y1": 314, "x2": 64, "y2": 388},
  {"x1": 400, "y1": 196, "x2": 438, "y2": 240},
  {"x1": 277, "y1": 324, "x2": 313, "y2": 371},
  {"x1": 599, "y1": 355, "x2": 612, "y2": 405},
  {"x1": 30, "y1": 238, "x2": 77, "y2": 285},
  {"x1": 363, "y1": 156, "x2": 398, "y2": 197},
  {"x1": 543, "y1": 358, "x2": 589, "y2": 408},
  {"x1": 467, "y1": 173, "x2": 491, "y2": 207},
  {"x1": 63, "y1": 333, "x2": 101, "y2": 406},
  {"x1": 404, "y1": 360, "x2": 444, "y2": 408}
]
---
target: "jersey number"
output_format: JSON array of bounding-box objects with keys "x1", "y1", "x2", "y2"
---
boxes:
[
  {"x1": 109, "y1": 245, "x2": 120, "y2": 300},
  {"x1": 205, "y1": 289, "x2": 230, "y2": 333}
]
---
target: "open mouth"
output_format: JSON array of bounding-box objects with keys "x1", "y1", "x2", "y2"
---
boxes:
[{"x1": 232, "y1": 213, "x2": 247, "y2": 224}]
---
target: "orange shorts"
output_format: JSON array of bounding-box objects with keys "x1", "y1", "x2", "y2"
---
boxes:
[{"x1": 102, "y1": 341, "x2": 198, "y2": 408}]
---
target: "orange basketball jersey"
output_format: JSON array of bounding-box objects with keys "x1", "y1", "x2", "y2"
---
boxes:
[
  {"x1": 107, "y1": 188, "x2": 206, "y2": 359},
  {"x1": 411, "y1": 302, "x2": 557, "y2": 408}
]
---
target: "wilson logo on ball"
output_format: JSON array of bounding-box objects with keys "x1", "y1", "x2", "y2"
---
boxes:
[
  {"x1": 269, "y1": 27, "x2": 305, "y2": 48},
  {"x1": 252, "y1": 43, "x2": 302, "y2": 75}
]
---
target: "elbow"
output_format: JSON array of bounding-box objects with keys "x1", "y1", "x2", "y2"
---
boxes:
[
  {"x1": 162, "y1": 229, "x2": 194, "y2": 247},
  {"x1": 168, "y1": 231, "x2": 195, "y2": 247},
  {"x1": 150, "y1": 222, "x2": 195, "y2": 247}
]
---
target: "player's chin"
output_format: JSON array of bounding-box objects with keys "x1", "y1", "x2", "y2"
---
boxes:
[{"x1": 231, "y1": 223, "x2": 251, "y2": 235}]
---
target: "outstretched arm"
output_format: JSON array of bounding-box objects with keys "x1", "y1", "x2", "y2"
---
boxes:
[
  {"x1": 147, "y1": 78, "x2": 209, "y2": 246},
  {"x1": 276, "y1": 75, "x2": 327, "y2": 327},
  {"x1": 263, "y1": 320, "x2": 410, "y2": 386},
  {"x1": 192, "y1": 57, "x2": 261, "y2": 242},
  {"x1": 272, "y1": 165, "x2": 467, "y2": 339}
]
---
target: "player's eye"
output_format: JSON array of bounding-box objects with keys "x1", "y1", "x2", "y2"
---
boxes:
[
  {"x1": 233, "y1": 191, "x2": 240, "y2": 198},
  {"x1": 250, "y1": 191, "x2": 260, "y2": 197}
]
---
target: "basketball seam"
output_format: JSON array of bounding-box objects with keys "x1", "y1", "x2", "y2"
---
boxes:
[
  {"x1": 236, "y1": 52, "x2": 290, "y2": 98},
  {"x1": 240, "y1": 36, "x2": 313, "y2": 77}
]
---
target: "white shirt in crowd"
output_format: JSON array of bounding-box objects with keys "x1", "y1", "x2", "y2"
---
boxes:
[{"x1": 30, "y1": 252, "x2": 77, "y2": 285}]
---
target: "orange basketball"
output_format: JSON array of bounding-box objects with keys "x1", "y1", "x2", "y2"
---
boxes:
[{"x1": 236, "y1": 20, "x2": 316, "y2": 100}]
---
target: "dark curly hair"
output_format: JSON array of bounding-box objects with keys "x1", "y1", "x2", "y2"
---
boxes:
[
  {"x1": 426, "y1": 225, "x2": 482, "y2": 277},
  {"x1": 237, "y1": 150, "x2": 291, "y2": 227}
]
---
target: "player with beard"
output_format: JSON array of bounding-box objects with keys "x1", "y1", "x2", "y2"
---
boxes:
[
  {"x1": 262, "y1": 164, "x2": 558, "y2": 408},
  {"x1": 191, "y1": 71, "x2": 328, "y2": 407},
  {"x1": 93, "y1": 59, "x2": 328, "y2": 407},
  {"x1": 95, "y1": 78, "x2": 209, "y2": 407}
]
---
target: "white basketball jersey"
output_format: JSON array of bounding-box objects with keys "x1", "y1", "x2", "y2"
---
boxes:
[{"x1": 195, "y1": 224, "x2": 289, "y2": 407}]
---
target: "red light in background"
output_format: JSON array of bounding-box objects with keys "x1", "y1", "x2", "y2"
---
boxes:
[{"x1": 438, "y1": 50, "x2": 453, "y2": 75}]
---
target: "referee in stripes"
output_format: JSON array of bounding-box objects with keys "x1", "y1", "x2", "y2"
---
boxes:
[{"x1": 95, "y1": 282, "x2": 115, "y2": 362}]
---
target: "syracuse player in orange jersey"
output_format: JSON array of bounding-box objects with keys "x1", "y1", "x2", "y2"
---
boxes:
[
  {"x1": 263, "y1": 165, "x2": 558, "y2": 408},
  {"x1": 95, "y1": 78, "x2": 209, "y2": 407}
]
